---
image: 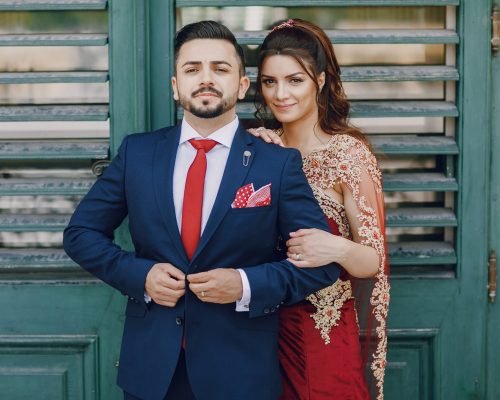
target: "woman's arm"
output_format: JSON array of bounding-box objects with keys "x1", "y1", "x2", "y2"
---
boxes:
[
  {"x1": 287, "y1": 140, "x2": 386, "y2": 279},
  {"x1": 286, "y1": 227, "x2": 379, "y2": 278}
]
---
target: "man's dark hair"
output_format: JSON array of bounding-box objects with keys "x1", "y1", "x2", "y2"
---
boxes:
[{"x1": 174, "y1": 20, "x2": 246, "y2": 76}]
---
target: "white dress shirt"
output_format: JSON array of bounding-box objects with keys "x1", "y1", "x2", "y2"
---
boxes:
[{"x1": 173, "y1": 117, "x2": 250, "y2": 311}]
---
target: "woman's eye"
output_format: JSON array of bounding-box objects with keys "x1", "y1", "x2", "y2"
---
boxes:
[
  {"x1": 262, "y1": 78, "x2": 275, "y2": 85},
  {"x1": 290, "y1": 78, "x2": 303, "y2": 84}
]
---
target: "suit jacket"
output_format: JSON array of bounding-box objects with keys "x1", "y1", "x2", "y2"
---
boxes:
[{"x1": 63, "y1": 123, "x2": 340, "y2": 400}]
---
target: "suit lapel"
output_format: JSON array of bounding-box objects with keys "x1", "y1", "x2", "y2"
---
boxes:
[
  {"x1": 152, "y1": 125, "x2": 189, "y2": 266},
  {"x1": 191, "y1": 124, "x2": 254, "y2": 263}
]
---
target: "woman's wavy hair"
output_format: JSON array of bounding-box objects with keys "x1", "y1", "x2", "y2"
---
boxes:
[{"x1": 255, "y1": 19, "x2": 367, "y2": 145}]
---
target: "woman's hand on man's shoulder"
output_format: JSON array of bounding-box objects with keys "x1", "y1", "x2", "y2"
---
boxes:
[{"x1": 247, "y1": 127, "x2": 285, "y2": 147}]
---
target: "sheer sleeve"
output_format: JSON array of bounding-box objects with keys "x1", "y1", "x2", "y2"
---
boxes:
[
  {"x1": 334, "y1": 137, "x2": 390, "y2": 400},
  {"x1": 337, "y1": 141, "x2": 386, "y2": 271}
]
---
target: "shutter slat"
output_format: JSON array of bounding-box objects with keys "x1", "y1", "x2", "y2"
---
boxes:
[
  {"x1": 222, "y1": 101, "x2": 458, "y2": 119},
  {"x1": 0, "y1": 178, "x2": 94, "y2": 196},
  {"x1": 0, "y1": 71, "x2": 108, "y2": 84},
  {"x1": 178, "y1": 0, "x2": 458, "y2": 6},
  {"x1": 0, "y1": 105, "x2": 109, "y2": 121},
  {"x1": 388, "y1": 242, "x2": 456, "y2": 265},
  {"x1": 370, "y1": 135, "x2": 458, "y2": 155},
  {"x1": 0, "y1": 249, "x2": 78, "y2": 271},
  {"x1": 0, "y1": 33, "x2": 108, "y2": 46},
  {"x1": 0, "y1": 140, "x2": 108, "y2": 160},
  {"x1": 235, "y1": 30, "x2": 458, "y2": 45},
  {"x1": 350, "y1": 101, "x2": 458, "y2": 117},
  {"x1": 383, "y1": 173, "x2": 458, "y2": 192},
  {"x1": 0, "y1": 208, "x2": 455, "y2": 232},
  {"x1": 0, "y1": 173, "x2": 456, "y2": 196},
  {"x1": 341, "y1": 66, "x2": 458, "y2": 82},
  {"x1": 246, "y1": 66, "x2": 459, "y2": 82},
  {"x1": 386, "y1": 207, "x2": 456, "y2": 227},
  {"x1": 0, "y1": 0, "x2": 107, "y2": 11},
  {"x1": 0, "y1": 214, "x2": 70, "y2": 232}
]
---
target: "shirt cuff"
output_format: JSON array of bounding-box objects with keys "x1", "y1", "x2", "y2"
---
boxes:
[
  {"x1": 235, "y1": 268, "x2": 251, "y2": 312},
  {"x1": 144, "y1": 293, "x2": 151, "y2": 303}
]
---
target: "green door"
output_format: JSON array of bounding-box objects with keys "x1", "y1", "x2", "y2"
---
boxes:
[
  {"x1": 0, "y1": 1, "x2": 496, "y2": 399},
  {"x1": 0, "y1": 1, "x2": 123, "y2": 399}
]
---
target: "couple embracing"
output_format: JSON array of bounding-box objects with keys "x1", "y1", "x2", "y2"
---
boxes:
[{"x1": 64, "y1": 19, "x2": 389, "y2": 400}]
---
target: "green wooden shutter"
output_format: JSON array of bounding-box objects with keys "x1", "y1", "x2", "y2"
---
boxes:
[
  {"x1": 0, "y1": 2, "x2": 124, "y2": 399},
  {"x1": 174, "y1": 2, "x2": 473, "y2": 399},
  {"x1": 0, "y1": 0, "x2": 109, "y2": 275}
]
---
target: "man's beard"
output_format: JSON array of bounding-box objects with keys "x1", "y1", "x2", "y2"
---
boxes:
[{"x1": 179, "y1": 88, "x2": 238, "y2": 119}]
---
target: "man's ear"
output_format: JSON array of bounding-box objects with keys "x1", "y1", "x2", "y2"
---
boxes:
[
  {"x1": 171, "y1": 76, "x2": 179, "y2": 101},
  {"x1": 238, "y1": 75, "x2": 251, "y2": 100},
  {"x1": 318, "y1": 71, "x2": 326, "y2": 91}
]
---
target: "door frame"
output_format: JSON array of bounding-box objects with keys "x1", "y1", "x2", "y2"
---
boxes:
[{"x1": 487, "y1": 1, "x2": 500, "y2": 399}]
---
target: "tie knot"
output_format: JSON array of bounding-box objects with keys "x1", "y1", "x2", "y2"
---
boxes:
[{"x1": 189, "y1": 138, "x2": 218, "y2": 153}]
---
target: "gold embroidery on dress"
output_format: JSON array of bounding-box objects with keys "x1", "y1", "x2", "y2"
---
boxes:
[
  {"x1": 302, "y1": 134, "x2": 390, "y2": 400},
  {"x1": 306, "y1": 279, "x2": 353, "y2": 344},
  {"x1": 310, "y1": 185, "x2": 351, "y2": 239}
]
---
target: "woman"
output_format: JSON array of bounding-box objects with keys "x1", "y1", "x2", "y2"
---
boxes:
[{"x1": 250, "y1": 19, "x2": 390, "y2": 400}]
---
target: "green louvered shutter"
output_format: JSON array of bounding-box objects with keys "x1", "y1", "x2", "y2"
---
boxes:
[
  {"x1": 0, "y1": 1, "x2": 124, "y2": 399},
  {"x1": 173, "y1": 1, "x2": 486, "y2": 399}
]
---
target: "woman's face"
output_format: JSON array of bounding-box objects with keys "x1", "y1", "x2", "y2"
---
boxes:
[{"x1": 260, "y1": 54, "x2": 323, "y2": 125}]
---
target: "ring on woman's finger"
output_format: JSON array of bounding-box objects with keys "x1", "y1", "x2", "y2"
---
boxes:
[
  {"x1": 255, "y1": 126, "x2": 266, "y2": 132},
  {"x1": 294, "y1": 253, "x2": 301, "y2": 261},
  {"x1": 201, "y1": 291, "x2": 205, "y2": 297}
]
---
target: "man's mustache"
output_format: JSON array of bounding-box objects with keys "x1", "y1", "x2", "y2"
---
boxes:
[{"x1": 192, "y1": 87, "x2": 223, "y2": 97}]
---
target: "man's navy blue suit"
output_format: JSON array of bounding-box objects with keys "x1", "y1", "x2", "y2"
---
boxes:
[{"x1": 63, "y1": 123, "x2": 340, "y2": 400}]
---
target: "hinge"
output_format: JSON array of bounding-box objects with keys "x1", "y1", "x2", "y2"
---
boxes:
[
  {"x1": 488, "y1": 250, "x2": 497, "y2": 303},
  {"x1": 493, "y1": 6, "x2": 500, "y2": 55}
]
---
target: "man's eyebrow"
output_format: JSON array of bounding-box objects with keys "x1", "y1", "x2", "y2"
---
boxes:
[
  {"x1": 181, "y1": 61, "x2": 233, "y2": 68},
  {"x1": 211, "y1": 61, "x2": 233, "y2": 67}
]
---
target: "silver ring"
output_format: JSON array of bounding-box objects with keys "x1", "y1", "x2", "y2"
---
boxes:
[
  {"x1": 256, "y1": 127, "x2": 266, "y2": 132},
  {"x1": 201, "y1": 291, "x2": 205, "y2": 297},
  {"x1": 294, "y1": 253, "x2": 301, "y2": 261}
]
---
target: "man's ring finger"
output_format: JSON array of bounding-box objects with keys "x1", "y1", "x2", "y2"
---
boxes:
[{"x1": 294, "y1": 253, "x2": 301, "y2": 261}]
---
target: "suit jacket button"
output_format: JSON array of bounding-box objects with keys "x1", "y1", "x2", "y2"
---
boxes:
[
  {"x1": 263, "y1": 308, "x2": 270, "y2": 314},
  {"x1": 175, "y1": 317, "x2": 183, "y2": 326}
]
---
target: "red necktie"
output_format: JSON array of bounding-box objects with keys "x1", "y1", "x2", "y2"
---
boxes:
[{"x1": 181, "y1": 138, "x2": 218, "y2": 260}]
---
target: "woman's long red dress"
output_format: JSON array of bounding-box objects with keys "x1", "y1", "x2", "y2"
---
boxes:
[{"x1": 278, "y1": 135, "x2": 390, "y2": 400}]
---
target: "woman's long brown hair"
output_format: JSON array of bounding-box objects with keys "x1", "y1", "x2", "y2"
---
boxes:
[{"x1": 255, "y1": 18, "x2": 368, "y2": 146}]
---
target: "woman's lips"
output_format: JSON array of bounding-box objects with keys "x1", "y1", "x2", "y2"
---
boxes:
[{"x1": 273, "y1": 103, "x2": 296, "y2": 111}]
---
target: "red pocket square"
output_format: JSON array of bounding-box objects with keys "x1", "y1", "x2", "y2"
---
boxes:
[{"x1": 231, "y1": 183, "x2": 271, "y2": 208}]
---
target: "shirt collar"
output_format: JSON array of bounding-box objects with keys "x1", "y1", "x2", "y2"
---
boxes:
[{"x1": 180, "y1": 117, "x2": 239, "y2": 148}]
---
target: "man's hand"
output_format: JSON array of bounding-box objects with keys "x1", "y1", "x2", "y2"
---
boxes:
[
  {"x1": 187, "y1": 268, "x2": 243, "y2": 304},
  {"x1": 145, "y1": 263, "x2": 186, "y2": 307}
]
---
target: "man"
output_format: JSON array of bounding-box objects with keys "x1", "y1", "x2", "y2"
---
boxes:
[{"x1": 63, "y1": 20, "x2": 340, "y2": 400}]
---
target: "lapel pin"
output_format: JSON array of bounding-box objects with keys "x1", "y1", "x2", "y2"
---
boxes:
[{"x1": 243, "y1": 150, "x2": 251, "y2": 167}]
